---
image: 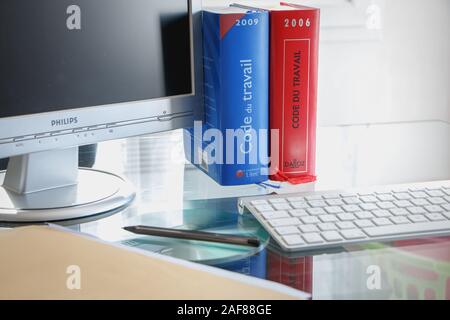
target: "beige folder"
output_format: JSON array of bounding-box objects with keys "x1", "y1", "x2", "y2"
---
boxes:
[{"x1": 0, "y1": 225, "x2": 309, "y2": 300}]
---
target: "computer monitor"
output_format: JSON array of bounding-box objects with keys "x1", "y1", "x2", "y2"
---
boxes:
[{"x1": 0, "y1": 0, "x2": 203, "y2": 222}]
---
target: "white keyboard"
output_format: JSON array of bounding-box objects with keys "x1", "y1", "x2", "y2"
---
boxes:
[{"x1": 238, "y1": 181, "x2": 450, "y2": 251}]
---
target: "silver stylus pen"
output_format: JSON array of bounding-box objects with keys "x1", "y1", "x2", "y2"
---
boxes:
[{"x1": 123, "y1": 225, "x2": 261, "y2": 247}]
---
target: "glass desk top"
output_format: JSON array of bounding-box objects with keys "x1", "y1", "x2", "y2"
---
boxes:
[
  {"x1": 2, "y1": 129, "x2": 449, "y2": 300},
  {"x1": 69, "y1": 197, "x2": 450, "y2": 300}
]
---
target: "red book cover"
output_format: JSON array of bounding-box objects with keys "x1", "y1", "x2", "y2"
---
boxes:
[{"x1": 268, "y1": 3, "x2": 320, "y2": 184}]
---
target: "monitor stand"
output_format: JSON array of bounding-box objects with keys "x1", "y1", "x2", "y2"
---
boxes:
[{"x1": 0, "y1": 147, "x2": 135, "y2": 223}]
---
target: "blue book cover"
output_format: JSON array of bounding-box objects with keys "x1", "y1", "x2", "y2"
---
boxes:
[{"x1": 184, "y1": 8, "x2": 270, "y2": 186}]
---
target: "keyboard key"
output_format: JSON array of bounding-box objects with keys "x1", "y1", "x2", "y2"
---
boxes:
[
  {"x1": 309, "y1": 200, "x2": 327, "y2": 207},
  {"x1": 407, "y1": 207, "x2": 427, "y2": 215},
  {"x1": 425, "y1": 205, "x2": 444, "y2": 213},
  {"x1": 269, "y1": 218, "x2": 301, "y2": 227},
  {"x1": 426, "y1": 190, "x2": 445, "y2": 197},
  {"x1": 299, "y1": 224, "x2": 319, "y2": 233},
  {"x1": 425, "y1": 213, "x2": 446, "y2": 221},
  {"x1": 394, "y1": 193, "x2": 412, "y2": 200},
  {"x1": 408, "y1": 215, "x2": 428, "y2": 223},
  {"x1": 305, "y1": 195, "x2": 323, "y2": 201},
  {"x1": 254, "y1": 204, "x2": 273, "y2": 212},
  {"x1": 364, "y1": 221, "x2": 450, "y2": 237},
  {"x1": 287, "y1": 197, "x2": 306, "y2": 203},
  {"x1": 390, "y1": 216, "x2": 410, "y2": 224},
  {"x1": 322, "y1": 231, "x2": 343, "y2": 242},
  {"x1": 360, "y1": 203, "x2": 378, "y2": 211},
  {"x1": 343, "y1": 197, "x2": 361, "y2": 205},
  {"x1": 282, "y1": 235, "x2": 305, "y2": 246},
  {"x1": 251, "y1": 199, "x2": 268, "y2": 205},
  {"x1": 390, "y1": 208, "x2": 409, "y2": 216},
  {"x1": 269, "y1": 198, "x2": 287, "y2": 204},
  {"x1": 303, "y1": 233, "x2": 324, "y2": 244},
  {"x1": 337, "y1": 221, "x2": 355, "y2": 229},
  {"x1": 428, "y1": 197, "x2": 447, "y2": 205},
  {"x1": 377, "y1": 201, "x2": 396, "y2": 209},
  {"x1": 443, "y1": 212, "x2": 450, "y2": 219},
  {"x1": 273, "y1": 203, "x2": 292, "y2": 211},
  {"x1": 306, "y1": 208, "x2": 326, "y2": 216},
  {"x1": 354, "y1": 219, "x2": 375, "y2": 228},
  {"x1": 340, "y1": 192, "x2": 358, "y2": 197},
  {"x1": 360, "y1": 195, "x2": 378, "y2": 203},
  {"x1": 443, "y1": 203, "x2": 450, "y2": 211},
  {"x1": 410, "y1": 191, "x2": 428, "y2": 198},
  {"x1": 408, "y1": 186, "x2": 426, "y2": 192},
  {"x1": 340, "y1": 229, "x2": 367, "y2": 240},
  {"x1": 445, "y1": 196, "x2": 450, "y2": 203},
  {"x1": 319, "y1": 215, "x2": 339, "y2": 223},
  {"x1": 259, "y1": 211, "x2": 275, "y2": 219},
  {"x1": 411, "y1": 198, "x2": 430, "y2": 206},
  {"x1": 373, "y1": 218, "x2": 392, "y2": 226},
  {"x1": 275, "y1": 226, "x2": 300, "y2": 235},
  {"x1": 337, "y1": 213, "x2": 356, "y2": 221},
  {"x1": 377, "y1": 194, "x2": 395, "y2": 201},
  {"x1": 325, "y1": 206, "x2": 344, "y2": 214},
  {"x1": 372, "y1": 210, "x2": 391, "y2": 218},
  {"x1": 374, "y1": 190, "x2": 389, "y2": 194},
  {"x1": 318, "y1": 223, "x2": 337, "y2": 231},
  {"x1": 261, "y1": 211, "x2": 289, "y2": 219},
  {"x1": 289, "y1": 209, "x2": 308, "y2": 217},
  {"x1": 342, "y1": 205, "x2": 361, "y2": 212},
  {"x1": 326, "y1": 198, "x2": 345, "y2": 206},
  {"x1": 322, "y1": 193, "x2": 340, "y2": 199},
  {"x1": 301, "y1": 216, "x2": 320, "y2": 225},
  {"x1": 355, "y1": 211, "x2": 374, "y2": 219},
  {"x1": 291, "y1": 202, "x2": 310, "y2": 209},
  {"x1": 394, "y1": 200, "x2": 413, "y2": 208},
  {"x1": 426, "y1": 187, "x2": 443, "y2": 191}
]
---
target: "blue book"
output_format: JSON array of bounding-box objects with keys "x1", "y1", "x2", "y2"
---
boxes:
[{"x1": 184, "y1": 8, "x2": 269, "y2": 186}]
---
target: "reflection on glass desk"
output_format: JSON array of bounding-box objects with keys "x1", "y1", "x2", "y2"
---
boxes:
[
  {"x1": 68, "y1": 196, "x2": 450, "y2": 300},
  {"x1": 4, "y1": 130, "x2": 449, "y2": 300}
]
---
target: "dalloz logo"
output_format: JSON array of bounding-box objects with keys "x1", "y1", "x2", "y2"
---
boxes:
[
  {"x1": 284, "y1": 158, "x2": 305, "y2": 169},
  {"x1": 66, "y1": 5, "x2": 81, "y2": 30}
]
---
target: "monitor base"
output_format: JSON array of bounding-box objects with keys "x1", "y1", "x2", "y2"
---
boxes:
[{"x1": 0, "y1": 168, "x2": 135, "y2": 223}]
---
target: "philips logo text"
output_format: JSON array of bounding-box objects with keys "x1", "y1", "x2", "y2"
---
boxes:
[{"x1": 51, "y1": 118, "x2": 78, "y2": 127}]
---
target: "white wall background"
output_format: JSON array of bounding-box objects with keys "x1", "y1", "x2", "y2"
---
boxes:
[{"x1": 203, "y1": 0, "x2": 450, "y2": 188}]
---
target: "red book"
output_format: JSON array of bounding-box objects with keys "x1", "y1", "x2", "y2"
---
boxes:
[{"x1": 268, "y1": 3, "x2": 320, "y2": 184}]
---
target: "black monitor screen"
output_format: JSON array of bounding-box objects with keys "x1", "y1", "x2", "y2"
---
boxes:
[{"x1": 0, "y1": 0, "x2": 192, "y2": 118}]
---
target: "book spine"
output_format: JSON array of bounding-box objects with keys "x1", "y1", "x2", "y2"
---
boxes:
[
  {"x1": 269, "y1": 7, "x2": 319, "y2": 184},
  {"x1": 200, "y1": 11, "x2": 269, "y2": 186}
]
